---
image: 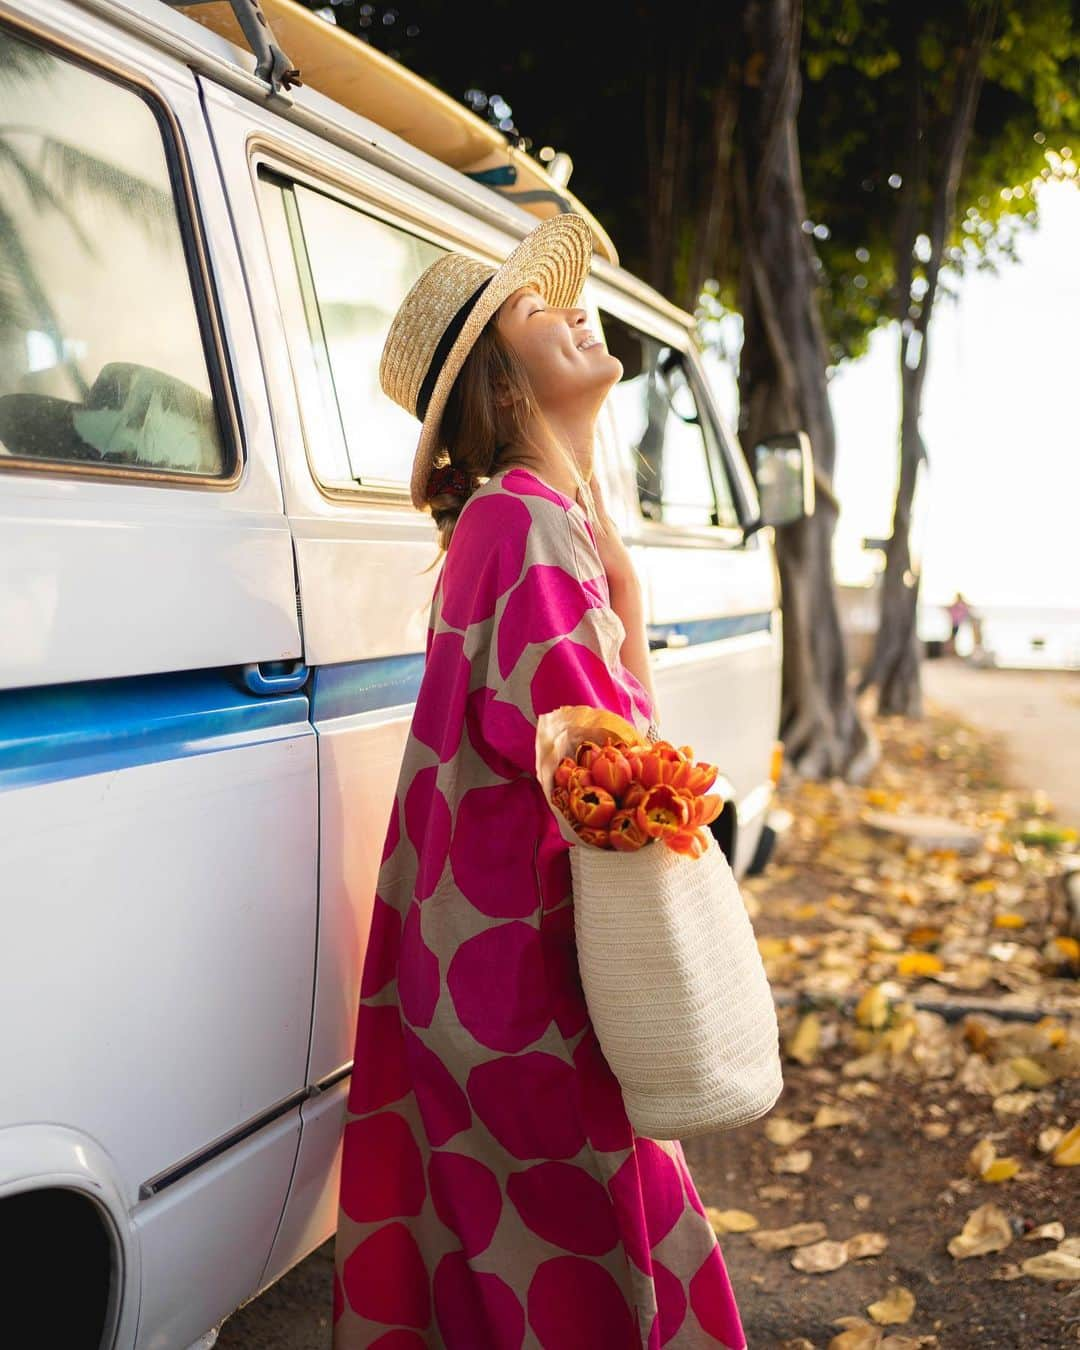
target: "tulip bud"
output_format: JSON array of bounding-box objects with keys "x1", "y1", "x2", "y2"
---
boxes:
[
  {"x1": 608, "y1": 809, "x2": 650, "y2": 852},
  {"x1": 570, "y1": 783, "x2": 617, "y2": 828},
  {"x1": 590, "y1": 744, "x2": 633, "y2": 797}
]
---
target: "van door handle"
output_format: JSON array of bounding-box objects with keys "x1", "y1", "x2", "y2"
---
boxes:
[
  {"x1": 647, "y1": 631, "x2": 689, "y2": 651},
  {"x1": 241, "y1": 660, "x2": 309, "y2": 695}
]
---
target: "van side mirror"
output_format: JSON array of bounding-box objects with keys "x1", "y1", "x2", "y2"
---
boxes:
[{"x1": 743, "y1": 431, "x2": 815, "y2": 540}]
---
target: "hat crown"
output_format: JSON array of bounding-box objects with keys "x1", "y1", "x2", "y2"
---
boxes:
[{"x1": 379, "y1": 253, "x2": 496, "y2": 418}]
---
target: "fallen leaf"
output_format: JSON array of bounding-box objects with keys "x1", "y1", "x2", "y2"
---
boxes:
[
  {"x1": 867, "y1": 1286, "x2": 916, "y2": 1325},
  {"x1": 846, "y1": 1231, "x2": 889, "y2": 1260},
  {"x1": 993, "y1": 913, "x2": 1026, "y2": 929},
  {"x1": 1037, "y1": 1126, "x2": 1064, "y2": 1154},
  {"x1": 1023, "y1": 1222, "x2": 1065, "y2": 1242},
  {"x1": 814, "y1": 1104, "x2": 856, "y2": 1129},
  {"x1": 1020, "y1": 1250, "x2": 1080, "y2": 1281},
  {"x1": 788, "y1": 1012, "x2": 822, "y2": 1066},
  {"x1": 853, "y1": 1193, "x2": 873, "y2": 1212},
  {"x1": 855, "y1": 985, "x2": 891, "y2": 1029},
  {"x1": 773, "y1": 1149, "x2": 813, "y2": 1175},
  {"x1": 705, "y1": 1207, "x2": 758, "y2": 1234},
  {"x1": 968, "y1": 1138, "x2": 997, "y2": 1176},
  {"x1": 828, "y1": 1320, "x2": 882, "y2": 1350},
  {"x1": 993, "y1": 1090, "x2": 1038, "y2": 1118},
  {"x1": 765, "y1": 1116, "x2": 811, "y2": 1146},
  {"x1": 792, "y1": 1239, "x2": 849, "y2": 1273},
  {"x1": 948, "y1": 1202, "x2": 1013, "y2": 1259},
  {"x1": 1052, "y1": 1123, "x2": 1080, "y2": 1166},
  {"x1": 922, "y1": 1121, "x2": 951, "y2": 1140},
  {"x1": 1010, "y1": 1056, "x2": 1053, "y2": 1088},
  {"x1": 897, "y1": 951, "x2": 944, "y2": 977},
  {"x1": 750, "y1": 1221, "x2": 829, "y2": 1252},
  {"x1": 981, "y1": 1158, "x2": 1021, "y2": 1183}
]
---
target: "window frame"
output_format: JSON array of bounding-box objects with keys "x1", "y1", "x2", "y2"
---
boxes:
[
  {"x1": 251, "y1": 144, "x2": 529, "y2": 506},
  {"x1": 0, "y1": 16, "x2": 243, "y2": 491},
  {"x1": 594, "y1": 292, "x2": 749, "y2": 548}
]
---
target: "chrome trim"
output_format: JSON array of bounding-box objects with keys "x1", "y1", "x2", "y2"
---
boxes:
[
  {"x1": 0, "y1": 8, "x2": 245, "y2": 491},
  {"x1": 138, "y1": 1088, "x2": 307, "y2": 1198}
]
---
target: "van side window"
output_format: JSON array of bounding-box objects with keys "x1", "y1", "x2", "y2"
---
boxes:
[
  {"x1": 600, "y1": 310, "x2": 739, "y2": 530},
  {"x1": 0, "y1": 29, "x2": 228, "y2": 478},
  {"x1": 265, "y1": 177, "x2": 444, "y2": 489}
]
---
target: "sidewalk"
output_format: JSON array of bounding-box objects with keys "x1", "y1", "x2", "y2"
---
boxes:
[{"x1": 922, "y1": 662, "x2": 1080, "y2": 827}]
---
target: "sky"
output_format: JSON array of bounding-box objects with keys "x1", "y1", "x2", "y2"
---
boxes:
[{"x1": 830, "y1": 179, "x2": 1080, "y2": 610}]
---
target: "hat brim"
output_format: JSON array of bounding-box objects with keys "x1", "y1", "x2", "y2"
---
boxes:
[{"x1": 409, "y1": 212, "x2": 594, "y2": 511}]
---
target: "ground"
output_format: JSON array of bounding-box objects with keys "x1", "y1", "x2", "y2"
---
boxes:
[{"x1": 216, "y1": 663, "x2": 1080, "y2": 1349}]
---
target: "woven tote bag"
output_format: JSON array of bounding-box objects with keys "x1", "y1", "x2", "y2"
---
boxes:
[{"x1": 569, "y1": 827, "x2": 784, "y2": 1140}]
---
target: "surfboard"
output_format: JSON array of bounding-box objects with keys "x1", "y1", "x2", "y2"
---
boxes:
[{"x1": 179, "y1": 0, "x2": 619, "y2": 263}]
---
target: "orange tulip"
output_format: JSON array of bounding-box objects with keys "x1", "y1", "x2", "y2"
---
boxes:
[
  {"x1": 665, "y1": 827, "x2": 708, "y2": 858},
  {"x1": 590, "y1": 744, "x2": 633, "y2": 797},
  {"x1": 554, "y1": 756, "x2": 579, "y2": 790},
  {"x1": 570, "y1": 783, "x2": 618, "y2": 828},
  {"x1": 575, "y1": 823, "x2": 610, "y2": 848},
  {"x1": 567, "y1": 766, "x2": 595, "y2": 794},
  {"x1": 607, "y1": 809, "x2": 651, "y2": 852},
  {"x1": 621, "y1": 781, "x2": 649, "y2": 811},
  {"x1": 669, "y1": 759, "x2": 719, "y2": 795},
  {"x1": 687, "y1": 793, "x2": 724, "y2": 827},
  {"x1": 634, "y1": 784, "x2": 690, "y2": 839},
  {"x1": 552, "y1": 785, "x2": 571, "y2": 816},
  {"x1": 575, "y1": 739, "x2": 604, "y2": 768}
]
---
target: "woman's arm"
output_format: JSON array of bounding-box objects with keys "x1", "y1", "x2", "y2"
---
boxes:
[{"x1": 580, "y1": 473, "x2": 660, "y2": 725}]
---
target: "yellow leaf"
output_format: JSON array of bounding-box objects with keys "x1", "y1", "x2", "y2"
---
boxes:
[
  {"x1": 773, "y1": 1149, "x2": 813, "y2": 1174},
  {"x1": 1035, "y1": 1017, "x2": 1067, "y2": 1047},
  {"x1": 846, "y1": 1231, "x2": 889, "y2": 1260},
  {"x1": 814, "y1": 1104, "x2": 856, "y2": 1130},
  {"x1": 765, "y1": 1116, "x2": 811, "y2": 1146},
  {"x1": 948, "y1": 1203, "x2": 1013, "y2": 1259},
  {"x1": 1010, "y1": 1056, "x2": 1053, "y2": 1088},
  {"x1": 792, "y1": 902, "x2": 820, "y2": 920},
  {"x1": 981, "y1": 1158, "x2": 1020, "y2": 1183},
  {"x1": 787, "y1": 1012, "x2": 821, "y2": 1066},
  {"x1": 993, "y1": 913, "x2": 1026, "y2": 929},
  {"x1": 1053, "y1": 936, "x2": 1080, "y2": 963},
  {"x1": 1052, "y1": 1123, "x2": 1080, "y2": 1166},
  {"x1": 867, "y1": 1286, "x2": 916, "y2": 1325},
  {"x1": 757, "y1": 937, "x2": 789, "y2": 960},
  {"x1": 828, "y1": 1320, "x2": 882, "y2": 1350},
  {"x1": 904, "y1": 924, "x2": 942, "y2": 947},
  {"x1": 855, "y1": 985, "x2": 891, "y2": 1030},
  {"x1": 896, "y1": 952, "x2": 944, "y2": 977},
  {"x1": 972, "y1": 879, "x2": 998, "y2": 894},
  {"x1": 705, "y1": 1207, "x2": 759, "y2": 1234},
  {"x1": 968, "y1": 1138, "x2": 996, "y2": 1176},
  {"x1": 750, "y1": 1221, "x2": 828, "y2": 1252}
]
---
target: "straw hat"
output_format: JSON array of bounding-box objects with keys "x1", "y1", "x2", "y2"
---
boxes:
[{"x1": 379, "y1": 212, "x2": 594, "y2": 510}]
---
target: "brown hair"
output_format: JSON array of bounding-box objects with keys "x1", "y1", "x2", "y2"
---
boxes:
[{"x1": 420, "y1": 318, "x2": 601, "y2": 572}]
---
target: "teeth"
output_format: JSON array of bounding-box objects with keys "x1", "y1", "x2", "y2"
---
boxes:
[{"x1": 577, "y1": 338, "x2": 600, "y2": 350}]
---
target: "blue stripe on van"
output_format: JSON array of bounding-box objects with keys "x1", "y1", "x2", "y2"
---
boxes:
[
  {"x1": 648, "y1": 611, "x2": 773, "y2": 648},
  {"x1": 0, "y1": 668, "x2": 310, "y2": 791},
  {"x1": 309, "y1": 654, "x2": 427, "y2": 724}
]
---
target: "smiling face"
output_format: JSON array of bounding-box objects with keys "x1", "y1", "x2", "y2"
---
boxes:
[{"x1": 492, "y1": 285, "x2": 622, "y2": 416}]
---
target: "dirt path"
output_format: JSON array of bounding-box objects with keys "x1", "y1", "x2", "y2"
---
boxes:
[{"x1": 922, "y1": 662, "x2": 1080, "y2": 827}]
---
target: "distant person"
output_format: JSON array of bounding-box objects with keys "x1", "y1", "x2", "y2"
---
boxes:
[{"x1": 947, "y1": 592, "x2": 985, "y2": 659}]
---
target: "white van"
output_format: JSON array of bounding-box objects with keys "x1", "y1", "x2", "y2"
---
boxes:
[{"x1": 0, "y1": 1, "x2": 811, "y2": 1345}]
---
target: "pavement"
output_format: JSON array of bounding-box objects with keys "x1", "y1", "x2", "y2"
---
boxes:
[{"x1": 921, "y1": 660, "x2": 1080, "y2": 827}]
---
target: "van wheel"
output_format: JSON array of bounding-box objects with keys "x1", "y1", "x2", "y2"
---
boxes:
[
  {"x1": 0, "y1": 1189, "x2": 114, "y2": 1347},
  {"x1": 708, "y1": 800, "x2": 737, "y2": 865}
]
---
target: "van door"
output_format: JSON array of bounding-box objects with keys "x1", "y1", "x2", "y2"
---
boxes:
[
  {"x1": 0, "y1": 13, "x2": 316, "y2": 1346},
  {"x1": 196, "y1": 79, "x2": 505, "y2": 1281},
  {"x1": 593, "y1": 294, "x2": 782, "y2": 871}
]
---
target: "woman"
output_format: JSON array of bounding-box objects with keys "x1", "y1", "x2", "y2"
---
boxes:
[{"x1": 333, "y1": 213, "x2": 746, "y2": 1349}]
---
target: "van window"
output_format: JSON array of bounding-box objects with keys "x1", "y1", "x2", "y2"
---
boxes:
[
  {"x1": 266, "y1": 177, "x2": 444, "y2": 489},
  {"x1": 600, "y1": 310, "x2": 739, "y2": 530},
  {"x1": 0, "y1": 29, "x2": 227, "y2": 477}
]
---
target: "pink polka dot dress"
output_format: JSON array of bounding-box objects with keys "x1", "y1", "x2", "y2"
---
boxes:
[{"x1": 333, "y1": 466, "x2": 747, "y2": 1349}]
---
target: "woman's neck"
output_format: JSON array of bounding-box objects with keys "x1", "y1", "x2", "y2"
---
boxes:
[{"x1": 500, "y1": 407, "x2": 598, "y2": 500}]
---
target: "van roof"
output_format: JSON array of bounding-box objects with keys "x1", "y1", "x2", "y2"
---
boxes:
[{"x1": 73, "y1": 0, "x2": 694, "y2": 328}]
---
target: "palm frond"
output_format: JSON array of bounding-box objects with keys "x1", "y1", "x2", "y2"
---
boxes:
[
  {"x1": 0, "y1": 136, "x2": 97, "y2": 256},
  {"x1": 36, "y1": 137, "x2": 177, "y2": 249}
]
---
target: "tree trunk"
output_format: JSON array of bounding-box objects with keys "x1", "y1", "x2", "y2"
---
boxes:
[
  {"x1": 863, "y1": 0, "x2": 997, "y2": 715},
  {"x1": 736, "y1": 0, "x2": 876, "y2": 780}
]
